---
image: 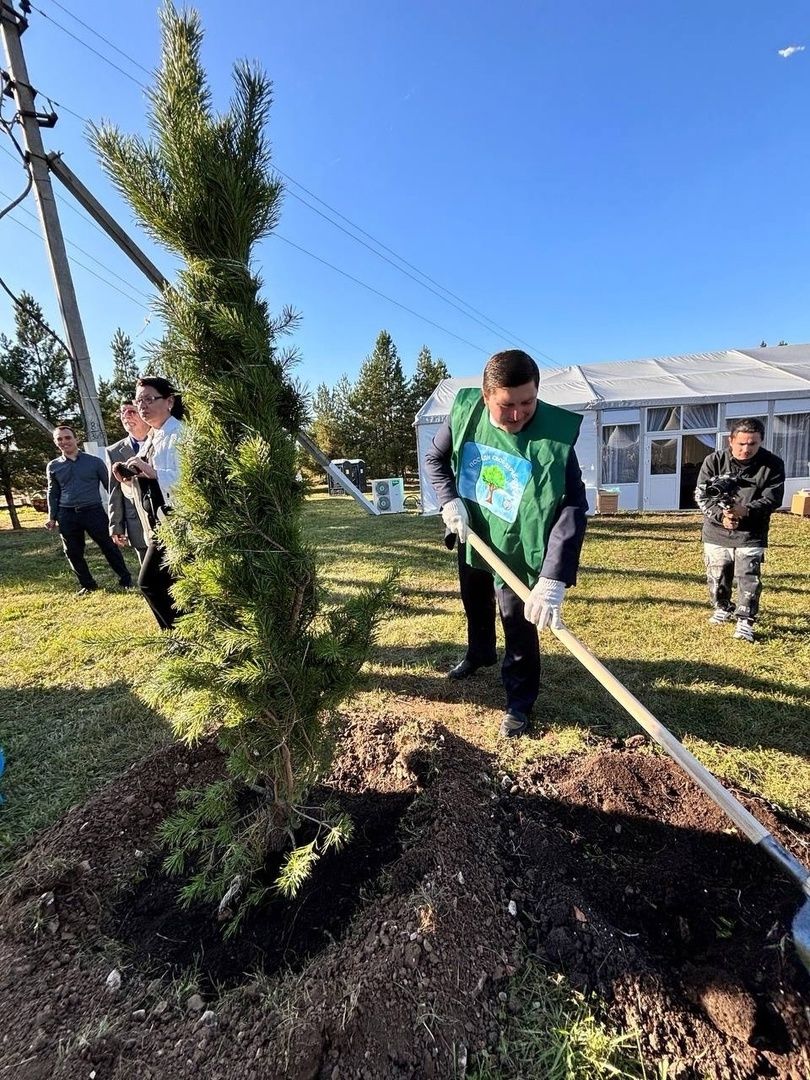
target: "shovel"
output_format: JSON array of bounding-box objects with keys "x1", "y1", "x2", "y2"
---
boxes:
[{"x1": 465, "y1": 528, "x2": 810, "y2": 975}]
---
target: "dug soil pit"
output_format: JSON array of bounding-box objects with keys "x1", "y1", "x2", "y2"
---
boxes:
[{"x1": 0, "y1": 718, "x2": 808, "y2": 1080}]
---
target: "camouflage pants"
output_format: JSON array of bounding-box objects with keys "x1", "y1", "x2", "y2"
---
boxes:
[{"x1": 703, "y1": 543, "x2": 765, "y2": 622}]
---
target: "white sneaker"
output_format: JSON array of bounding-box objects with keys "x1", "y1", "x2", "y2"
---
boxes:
[
  {"x1": 708, "y1": 608, "x2": 734, "y2": 625},
  {"x1": 733, "y1": 620, "x2": 755, "y2": 643}
]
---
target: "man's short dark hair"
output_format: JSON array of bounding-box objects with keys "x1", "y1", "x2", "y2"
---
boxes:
[
  {"x1": 53, "y1": 424, "x2": 76, "y2": 436},
  {"x1": 730, "y1": 417, "x2": 765, "y2": 439},
  {"x1": 482, "y1": 350, "x2": 540, "y2": 394}
]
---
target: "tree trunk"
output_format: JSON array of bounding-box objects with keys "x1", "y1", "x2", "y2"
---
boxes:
[{"x1": 2, "y1": 481, "x2": 22, "y2": 529}]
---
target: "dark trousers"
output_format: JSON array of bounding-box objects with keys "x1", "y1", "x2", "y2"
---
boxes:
[
  {"x1": 458, "y1": 545, "x2": 540, "y2": 714},
  {"x1": 139, "y1": 540, "x2": 179, "y2": 630},
  {"x1": 703, "y1": 543, "x2": 764, "y2": 622},
  {"x1": 57, "y1": 504, "x2": 132, "y2": 589}
]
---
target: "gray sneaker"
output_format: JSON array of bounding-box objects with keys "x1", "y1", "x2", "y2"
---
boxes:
[{"x1": 733, "y1": 619, "x2": 755, "y2": 643}]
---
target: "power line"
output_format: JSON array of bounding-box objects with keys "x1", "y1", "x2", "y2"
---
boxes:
[
  {"x1": 11, "y1": 3, "x2": 559, "y2": 365},
  {"x1": 282, "y1": 183, "x2": 547, "y2": 359},
  {"x1": 0, "y1": 186, "x2": 153, "y2": 300},
  {"x1": 277, "y1": 169, "x2": 556, "y2": 365},
  {"x1": 25, "y1": 3, "x2": 553, "y2": 363},
  {"x1": 273, "y1": 233, "x2": 489, "y2": 355},
  {"x1": 32, "y1": 0, "x2": 152, "y2": 77},
  {"x1": 6, "y1": 212, "x2": 150, "y2": 307},
  {"x1": 27, "y1": 3, "x2": 148, "y2": 89}
]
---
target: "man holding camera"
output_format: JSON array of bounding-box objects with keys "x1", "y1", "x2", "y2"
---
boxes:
[{"x1": 695, "y1": 418, "x2": 785, "y2": 643}]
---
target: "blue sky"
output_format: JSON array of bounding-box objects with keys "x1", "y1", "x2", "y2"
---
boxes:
[{"x1": 1, "y1": 0, "x2": 808, "y2": 395}]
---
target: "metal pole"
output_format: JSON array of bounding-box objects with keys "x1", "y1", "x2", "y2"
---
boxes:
[
  {"x1": 0, "y1": 0, "x2": 107, "y2": 443},
  {"x1": 0, "y1": 372, "x2": 52, "y2": 435},
  {"x1": 48, "y1": 153, "x2": 169, "y2": 291}
]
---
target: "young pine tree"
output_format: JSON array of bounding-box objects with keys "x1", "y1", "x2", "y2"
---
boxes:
[
  {"x1": 91, "y1": 2, "x2": 395, "y2": 929},
  {"x1": 348, "y1": 330, "x2": 412, "y2": 477},
  {"x1": 410, "y1": 345, "x2": 450, "y2": 415},
  {"x1": 97, "y1": 327, "x2": 141, "y2": 438}
]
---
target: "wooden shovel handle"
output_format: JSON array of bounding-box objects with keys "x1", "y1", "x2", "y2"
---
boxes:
[{"x1": 465, "y1": 529, "x2": 771, "y2": 845}]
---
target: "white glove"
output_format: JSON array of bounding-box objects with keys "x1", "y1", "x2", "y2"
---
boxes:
[
  {"x1": 441, "y1": 497, "x2": 469, "y2": 543},
  {"x1": 524, "y1": 577, "x2": 566, "y2": 628}
]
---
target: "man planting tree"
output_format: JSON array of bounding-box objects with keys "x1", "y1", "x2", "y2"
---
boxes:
[{"x1": 425, "y1": 349, "x2": 588, "y2": 738}]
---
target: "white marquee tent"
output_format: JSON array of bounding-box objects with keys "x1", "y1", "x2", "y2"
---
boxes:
[{"x1": 414, "y1": 344, "x2": 810, "y2": 514}]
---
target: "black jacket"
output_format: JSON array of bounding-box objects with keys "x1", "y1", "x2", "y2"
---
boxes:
[
  {"x1": 695, "y1": 447, "x2": 785, "y2": 547},
  {"x1": 423, "y1": 417, "x2": 589, "y2": 585}
]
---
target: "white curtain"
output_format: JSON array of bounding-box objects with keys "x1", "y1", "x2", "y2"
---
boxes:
[
  {"x1": 601, "y1": 424, "x2": 639, "y2": 484},
  {"x1": 647, "y1": 406, "x2": 679, "y2": 432},
  {"x1": 682, "y1": 403, "x2": 717, "y2": 430},
  {"x1": 773, "y1": 412, "x2": 810, "y2": 477}
]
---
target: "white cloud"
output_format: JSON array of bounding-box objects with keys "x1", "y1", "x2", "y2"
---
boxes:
[{"x1": 778, "y1": 44, "x2": 806, "y2": 58}]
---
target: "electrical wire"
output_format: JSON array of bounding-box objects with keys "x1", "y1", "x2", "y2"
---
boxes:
[
  {"x1": 0, "y1": 171, "x2": 32, "y2": 223},
  {"x1": 24, "y1": 2, "x2": 554, "y2": 362},
  {"x1": 282, "y1": 183, "x2": 545, "y2": 358},
  {"x1": 26, "y1": 3, "x2": 147, "y2": 89},
  {"x1": 0, "y1": 187, "x2": 153, "y2": 299},
  {"x1": 31, "y1": 0, "x2": 152, "y2": 77},
  {"x1": 273, "y1": 233, "x2": 489, "y2": 355},
  {"x1": 277, "y1": 169, "x2": 556, "y2": 364},
  {"x1": 11, "y1": 2, "x2": 558, "y2": 364},
  {"x1": 0, "y1": 271, "x2": 74, "y2": 361},
  {"x1": 6, "y1": 211, "x2": 150, "y2": 307}
]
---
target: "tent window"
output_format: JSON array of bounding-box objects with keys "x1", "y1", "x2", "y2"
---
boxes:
[
  {"x1": 601, "y1": 424, "x2": 639, "y2": 484},
  {"x1": 773, "y1": 412, "x2": 810, "y2": 477},
  {"x1": 647, "y1": 406, "x2": 680, "y2": 432},
  {"x1": 682, "y1": 403, "x2": 717, "y2": 429}
]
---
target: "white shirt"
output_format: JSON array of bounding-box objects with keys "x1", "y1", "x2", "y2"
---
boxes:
[{"x1": 146, "y1": 415, "x2": 184, "y2": 504}]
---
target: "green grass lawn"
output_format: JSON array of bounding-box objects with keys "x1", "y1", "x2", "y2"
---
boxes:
[
  {"x1": 1, "y1": 499, "x2": 808, "y2": 866},
  {"x1": 1, "y1": 497, "x2": 807, "y2": 1078}
]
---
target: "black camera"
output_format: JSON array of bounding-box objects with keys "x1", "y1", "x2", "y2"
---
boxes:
[
  {"x1": 115, "y1": 463, "x2": 138, "y2": 480},
  {"x1": 703, "y1": 474, "x2": 741, "y2": 511}
]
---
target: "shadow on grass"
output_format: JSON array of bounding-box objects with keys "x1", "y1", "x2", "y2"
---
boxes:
[
  {"x1": 0, "y1": 681, "x2": 171, "y2": 868},
  {"x1": 367, "y1": 645, "x2": 809, "y2": 760},
  {"x1": 0, "y1": 524, "x2": 141, "y2": 591}
]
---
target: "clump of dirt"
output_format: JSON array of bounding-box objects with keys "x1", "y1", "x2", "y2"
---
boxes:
[
  {"x1": 507, "y1": 749, "x2": 810, "y2": 1076},
  {"x1": 0, "y1": 722, "x2": 808, "y2": 1080}
]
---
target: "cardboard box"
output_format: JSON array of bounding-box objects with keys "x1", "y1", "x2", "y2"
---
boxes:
[
  {"x1": 596, "y1": 490, "x2": 620, "y2": 514},
  {"x1": 790, "y1": 490, "x2": 810, "y2": 517}
]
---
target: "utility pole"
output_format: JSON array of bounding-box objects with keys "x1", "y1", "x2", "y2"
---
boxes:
[{"x1": 0, "y1": 0, "x2": 106, "y2": 444}]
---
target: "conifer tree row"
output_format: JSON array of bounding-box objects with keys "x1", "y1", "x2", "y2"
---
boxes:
[
  {"x1": 92, "y1": 2, "x2": 395, "y2": 927},
  {"x1": 308, "y1": 336, "x2": 451, "y2": 479}
]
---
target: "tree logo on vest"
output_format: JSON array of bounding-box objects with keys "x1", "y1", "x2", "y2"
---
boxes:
[{"x1": 458, "y1": 442, "x2": 531, "y2": 523}]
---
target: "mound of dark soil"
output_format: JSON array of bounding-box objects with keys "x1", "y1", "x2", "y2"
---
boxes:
[{"x1": 0, "y1": 719, "x2": 807, "y2": 1079}]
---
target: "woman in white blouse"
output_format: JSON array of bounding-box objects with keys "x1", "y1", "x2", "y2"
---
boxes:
[{"x1": 115, "y1": 377, "x2": 185, "y2": 629}]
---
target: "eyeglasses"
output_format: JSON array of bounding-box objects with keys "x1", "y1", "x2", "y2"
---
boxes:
[{"x1": 134, "y1": 396, "x2": 164, "y2": 407}]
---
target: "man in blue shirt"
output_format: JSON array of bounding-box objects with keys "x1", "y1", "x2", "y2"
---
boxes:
[{"x1": 45, "y1": 425, "x2": 133, "y2": 594}]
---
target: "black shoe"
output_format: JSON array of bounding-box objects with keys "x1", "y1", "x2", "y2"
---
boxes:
[
  {"x1": 76, "y1": 584, "x2": 98, "y2": 596},
  {"x1": 499, "y1": 709, "x2": 530, "y2": 738},
  {"x1": 119, "y1": 579, "x2": 133, "y2": 590},
  {"x1": 447, "y1": 657, "x2": 496, "y2": 680}
]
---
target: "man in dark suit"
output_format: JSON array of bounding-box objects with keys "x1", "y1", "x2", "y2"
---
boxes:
[{"x1": 106, "y1": 400, "x2": 149, "y2": 563}]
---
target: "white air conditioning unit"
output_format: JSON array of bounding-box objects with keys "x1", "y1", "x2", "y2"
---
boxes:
[{"x1": 370, "y1": 477, "x2": 404, "y2": 514}]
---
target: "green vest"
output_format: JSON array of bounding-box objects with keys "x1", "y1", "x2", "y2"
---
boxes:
[{"x1": 450, "y1": 388, "x2": 582, "y2": 586}]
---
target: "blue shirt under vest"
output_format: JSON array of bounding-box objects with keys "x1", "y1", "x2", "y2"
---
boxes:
[{"x1": 46, "y1": 451, "x2": 109, "y2": 518}]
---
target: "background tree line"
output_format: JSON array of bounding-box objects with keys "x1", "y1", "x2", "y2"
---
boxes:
[
  {"x1": 1, "y1": 311, "x2": 449, "y2": 526},
  {"x1": 306, "y1": 329, "x2": 450, "y2": 480}
]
